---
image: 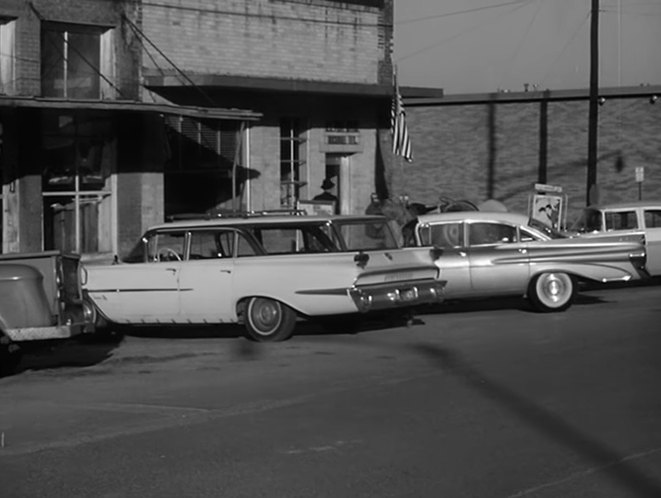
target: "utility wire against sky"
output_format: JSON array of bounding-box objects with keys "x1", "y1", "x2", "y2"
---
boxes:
[
  {"x1": 396, "y1": 0, "x2": 533, "y2": 26},
  {"x1": 538, "y1": 9, "x2": 590, "y2": 88},
  {"x1": 395, "y1": 0, "x2": 535, "y2": 63},
  {"x1": 496, "y1": 0, "x2": 543, "y2": 90}
]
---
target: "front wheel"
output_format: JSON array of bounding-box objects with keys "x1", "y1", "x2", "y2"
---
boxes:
[
  {"x1": 243, "y1": 297, "x2": 297, "y2": 342},
  {"x1": 528, "y1": 272, "x2": 575, "y2": 312}
]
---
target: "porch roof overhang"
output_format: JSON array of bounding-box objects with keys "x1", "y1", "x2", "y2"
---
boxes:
[
  {"x1": 0, "y1": 95, "x2": 262, "y2": 121},
  {"x1": 143, "y1": 73, "x2": 397, "y2": 98}
]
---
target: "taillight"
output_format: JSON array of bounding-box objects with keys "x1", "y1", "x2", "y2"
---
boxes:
[
  {"x1": 55, "y1": 258, "x2": 63, "y2": 303},
  {"x1": 82, "y1": 297, "x2": 97, "y2": 325}
]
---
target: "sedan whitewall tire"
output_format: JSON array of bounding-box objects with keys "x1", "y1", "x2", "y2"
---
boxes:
[{"x1": 529, "y1": 272, "x2": 575, "y2": 312}]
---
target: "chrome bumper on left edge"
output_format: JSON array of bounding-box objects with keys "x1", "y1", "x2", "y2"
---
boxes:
[{"x1": 349, "y1": 279, "x2": 446, "y2": 313}]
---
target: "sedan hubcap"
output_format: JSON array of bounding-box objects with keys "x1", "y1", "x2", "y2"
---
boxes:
[{"x1": 542, "y1": 274, "x2": 567, "y2": 303}]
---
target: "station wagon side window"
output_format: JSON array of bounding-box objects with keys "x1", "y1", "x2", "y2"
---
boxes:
[
  {"x1": 189, "y1": 230, "x2": 225, "y2": 259},
  {"x1": 468, "y1": 222, "x2": 517, "y2": 246},
  {"x1": 214, "y1": 230, "x2": 259, "y2": 258},
  {"x1": 605, "y1": 210, "x2": 637, "y2": 231},
  {"x1": 644, "y1": 210, "x2": 661, "y2": 228},
  {"x1": 124, "y1": 231, "x2": 186, "y2": 263},
  {"x1": 249, "y1": 225, "x2": 335, "y2": 254},
  {"x1": 148, "y1": 231, "x2": 186, "y2": 262}
]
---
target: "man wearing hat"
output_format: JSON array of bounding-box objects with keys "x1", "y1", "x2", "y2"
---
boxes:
[{"x1": 313, "y1": 178, "x2": 338, "y2": 203}]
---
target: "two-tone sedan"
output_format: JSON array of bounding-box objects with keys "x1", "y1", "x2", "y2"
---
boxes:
[
  {"x1": 413, "y1": 211, "x2": 648, "y2": 312},
  {"x1": 83, "y1": 214, "x2": 446, "y2": 341}
]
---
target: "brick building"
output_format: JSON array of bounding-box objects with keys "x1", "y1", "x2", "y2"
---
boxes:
[
  {"x1": 3, "y1": 0, "x2": 657, "y2": 260},
  {"x1": 1, "y1": 0, "x2": 398, "y2": 259},
  {"x1": 398, "y1": 86, "x2": 661, "y2": 225}
]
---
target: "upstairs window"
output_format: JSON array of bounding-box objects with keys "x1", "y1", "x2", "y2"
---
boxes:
[
  {"x1": 41, "y1": 22, "x2": 114, "y2": 99},
  {"x1": 0, "y1": 18, "x2": 15, "y2": 95}
]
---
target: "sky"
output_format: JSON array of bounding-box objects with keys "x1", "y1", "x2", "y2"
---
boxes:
[{"x1": 393, "y1": 0, "x2": 661, "y2": 94}]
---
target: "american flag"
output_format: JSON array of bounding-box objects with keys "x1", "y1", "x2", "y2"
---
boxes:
[{"x1": 391, "y1": 71, "x2": 413, "y2": 162}]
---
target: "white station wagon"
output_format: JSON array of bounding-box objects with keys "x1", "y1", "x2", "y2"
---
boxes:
[
  {"x1": 570, "y1": 201, "x2": 661, "y2": 276},
  {"x1": 83, "y1": 214, "x2": 446, "y2": 341}
]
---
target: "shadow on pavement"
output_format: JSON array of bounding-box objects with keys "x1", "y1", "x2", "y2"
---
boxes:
[
  {"x1": 413, "y1": 342, "x2": 661, "y2": 498},
  {"x1": 14, "y1": 332, "x2": 124, "y2": 374}
]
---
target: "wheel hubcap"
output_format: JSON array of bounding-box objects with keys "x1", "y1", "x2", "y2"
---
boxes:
[
  {"x1": 250, "y1": 299, "x2": 281, "y2": 334},
  {"x1": 541, "y1": 274, "x2": 568, "y2": 304}
]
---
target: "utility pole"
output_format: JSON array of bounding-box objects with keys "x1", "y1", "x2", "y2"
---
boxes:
[{"x1": 586, "y1": 0, "x2": 599, "y2": 205}]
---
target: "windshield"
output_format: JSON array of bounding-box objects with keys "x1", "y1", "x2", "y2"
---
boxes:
[
  {"x1": 570, "y1": 208, "x2": 602, "y2": 233},
  {"x1": 527, "y1": 218, "x2": 567, "y2": 239}
]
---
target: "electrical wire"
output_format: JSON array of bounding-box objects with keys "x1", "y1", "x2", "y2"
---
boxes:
[
  {"x1": 142, "y1": 1, "x2": 391, "y2": 29},
  {"x1": 496, "y1": 0, "x2": 544, "y2": 91},
  {"x1": 395, "y1": 1, "x2": 534, "y2": 63},
  {"x1": 122, "y1": 13, "x2": 217, "y2": 107},
  {"x1": 397, "y1": 0, "x2": 534, "y2": 26},
  {"x1": 538, "y1": 9, "x2": 591, "y2": 88}
]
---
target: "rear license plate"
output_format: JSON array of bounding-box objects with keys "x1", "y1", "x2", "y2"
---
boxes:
[{"x1": 399, "y1": 287, "x2": 417, "y2": 302}]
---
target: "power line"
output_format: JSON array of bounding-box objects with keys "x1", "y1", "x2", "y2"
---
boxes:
[
  {"x1": 395, "y1": 1, "x2": 534, "y2": 63},
  {"x1": 497, "y1": 0, "x2": 544, "y2": 91},
  {"x1": 142, "y1": 1, "x2": 391, "y2": 29},
  {"x1": 538, "y1": 9, "x2": 591, "y2": 88},
  {"x1": 396, "y1": 0, "x2": 533, "y2": 26},
  {"x1": 122, "y1": 13, "x2": 217, "y2": 107}
]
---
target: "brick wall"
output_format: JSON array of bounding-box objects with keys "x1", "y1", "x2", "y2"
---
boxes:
[
  {"x1": 141, "y1": 0, "x2": 389, "y2": 84},
  {"x1": 394, "y1": 97, "x2": 661, "y2": 223}
]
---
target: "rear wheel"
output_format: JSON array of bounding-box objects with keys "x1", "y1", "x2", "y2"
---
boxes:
[
  {"x1": 243, "y1": 297, "x2": 297, "y2": 342},
  {"x1": 529, "y1": 272, "x2": 575, "y2": 312}
]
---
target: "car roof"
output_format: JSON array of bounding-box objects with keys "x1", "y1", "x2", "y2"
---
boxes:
[
  {"x1": 147, "y1": 214, "x2": 387, "y2": 231},
  {"x1": 416, "y1": 211, "x2": 530, "y2": 225},
  {"x1": 583, "y1": 201, "x2": 661, "y2": 211}
]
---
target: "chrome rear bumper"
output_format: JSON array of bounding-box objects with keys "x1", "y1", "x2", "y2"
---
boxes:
[{"x1": 349, "y1": 279, "x2": 446, "y2": 313}]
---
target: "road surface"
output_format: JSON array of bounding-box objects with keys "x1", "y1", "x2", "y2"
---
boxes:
[{"x1": 1, "y1": 282, "x2": 660, "y2": 497}]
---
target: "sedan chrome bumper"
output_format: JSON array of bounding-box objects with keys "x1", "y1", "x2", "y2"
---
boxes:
[{"x1": 349, "y1": 279, "x2": 446, "y2": 313}]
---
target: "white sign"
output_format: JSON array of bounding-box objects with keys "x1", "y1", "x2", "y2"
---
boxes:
[
  {"x1": 534, "y1": 183, "x2": 563, "y2": 193},
  {"x1": 635, "y1": 167, "x2": 645, "y2": 183}
]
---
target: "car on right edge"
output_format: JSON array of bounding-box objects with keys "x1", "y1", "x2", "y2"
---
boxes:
[
  {"x1": 413, "y1": 211, "x2": 649, "y2": 312},
  {"x1": 569, "y1": 201, "x2": 661, "y2": 276}
]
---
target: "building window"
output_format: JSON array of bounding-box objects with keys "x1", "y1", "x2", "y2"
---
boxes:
[
  {"x1": 41, "y1": 23, "x2": 115, "y2": 99},
  {"x1": 0, "y1": 18, "x2": 16, "y2": 95},
  {"x1": 280, "y1": 118, "x2": 307, "y2": 208},
  {"x1": 42, "y1": 112, "x2": 114, "y2": 255},
  {"x1": 163, "y1": 116, "x2": 243, "y2": 216}
]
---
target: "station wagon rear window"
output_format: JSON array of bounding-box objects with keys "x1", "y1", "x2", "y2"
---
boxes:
[
  {"x1": 644, "y1": 210, "x2": 661, "y2": 228},
  {"x1": 333, "y1": 219, "x2": 398, "y2": 250},
  {"x1": 248, "y1": 225, "x2": 336, "y2": 254}
]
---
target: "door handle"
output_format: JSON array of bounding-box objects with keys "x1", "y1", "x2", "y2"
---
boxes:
[
  {"x1": 518, "y1": 248, "x2": 527, "y2": 254},
  {"x1": 165, "y1": 267, "x2": 178, "y2": 273}
]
